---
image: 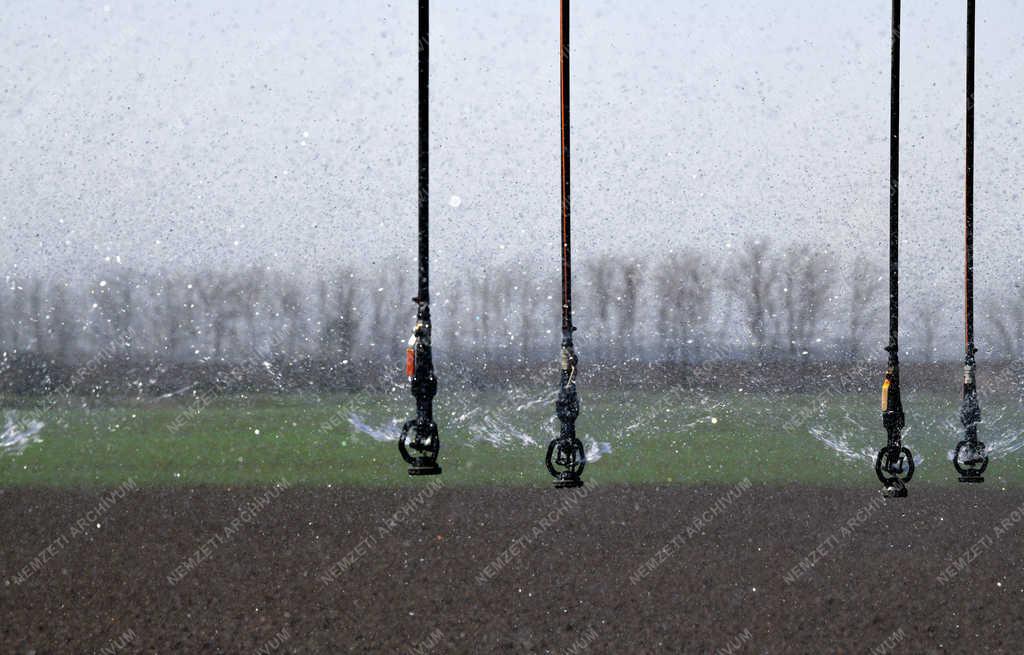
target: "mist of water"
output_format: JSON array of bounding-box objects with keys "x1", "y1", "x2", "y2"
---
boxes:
[{"x1": 0, "y1": 412, "x2": 45, "y2": 455}]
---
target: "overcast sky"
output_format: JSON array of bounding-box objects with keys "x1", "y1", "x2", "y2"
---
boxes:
[{"x1": 2, "y1": 0, "x2": 1021, "y2": 309}]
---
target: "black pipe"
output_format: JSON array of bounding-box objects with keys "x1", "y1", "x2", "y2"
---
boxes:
[
  {"x1": 399, "y1": 0, "x2": 441, "y2": 476},
  {"x1": 418, "y1": 0, "x2": 429, "y2": 306},
  {"x1": 965, "y1": 0, "x2": 974, "y2": 352},
  {"x1": 547, "y1": 0, "x2": 585, "y2": 488},
  {"x1": 560, "y1": 0, "x2": 572, "y2": 336},
  {"x1": 876, "y1": 0, "x2": 914, "y2": 497},
  {"x1": 888, "y1": 0, "x2": 900, "y2": 352},
  {"x1": 956, "y1": 0, "x2": 988, "y2": 483}
]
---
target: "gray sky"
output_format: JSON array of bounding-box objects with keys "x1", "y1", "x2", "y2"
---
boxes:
[{"x1": 2, "y1": 0, "x2": 1021, "y2": 307}]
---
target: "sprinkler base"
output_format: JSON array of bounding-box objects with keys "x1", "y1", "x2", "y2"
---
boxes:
[
  {"x1": 958, "y1": 475, "x2": 984, "y2": 484},
  {"x1": 553, "y1": 475, "x2": 584, "y2": 489},
  {"x1": 881, "y1": 485, "x2": 908, "y2": 498},
  {"x1": 407, "y1": 459, "x2": 442, "y2": 476}
]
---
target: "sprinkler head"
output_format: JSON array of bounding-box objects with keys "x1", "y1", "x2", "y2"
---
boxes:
[
  {"x1": 956, "y1": 375, "x2": 986, "y2": 483},
  {"x1": 875, "y1": 444, "x2": 914, "y2": 497},
  {"x1": 954, "y1": 439, "x2": 987, "y2": 483},
  {"x1": 548, "y1": 337, "x2": 584, "y2": 488},
  {"x1": 399, "y1": 418, "x2": 442, "y2": 476},
  {"x1": 545, "y1": 436, "x2": 586, "y2": 489}
]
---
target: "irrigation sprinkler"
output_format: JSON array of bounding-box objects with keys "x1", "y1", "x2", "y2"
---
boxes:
[
  {"x1": 399, "y1": 0, "x2": 442, "y2": 477},
  {"x1": 875, "y1": 0, "x2": 915, "y2": 498},
  {"x1": 544, "y1": 0, "x2": 585, "y2": 489},
  {"x1": 954, "y1": 0, "x2": 988, "y2": 484}
]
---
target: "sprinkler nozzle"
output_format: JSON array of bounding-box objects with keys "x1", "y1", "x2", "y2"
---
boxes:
[
  {"x1": 954, "y1": 439, "x2": 987, "y2": 483},
  {"x1": 547, "y1": 338, "x2": 585, "y2": 488},
  {"x1": 399, "y1": 417, "x2": 442, "y2": 476},
  {"x1": 875, "y1": 444, "x2": 914, "y2": 494},
  {"x1": 876, "y1": 359, "x2": 914, "y2": 495},
  {"x1": 546, "y1": 436, "x2": 585, "y2": 488},
  {"x1": 400, "y1": 304, "x2": 441, "y2": 476},
  {"x1": 955, "y1": 353, "x2": 987, "y2": 483}
]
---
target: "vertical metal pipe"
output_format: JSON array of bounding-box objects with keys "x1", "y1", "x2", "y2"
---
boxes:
[
  {"x1": 954, "y1": 0, "x2": 985, "y2": 483},
  {"x1": 560, "y1": 0, "x2": 572, "y2": 334},
  {"x1": 418, "y1": 0, "x2": 429, "y2": 304},
  {"x1": 965, "y1": 0, "x2": 975, "y2": 352},
  {"x1": 547, "y1": 0, "x2": 584, "y2": 488},
  {"x1": 398, "y1": 0, "x2": 441, "y2": 476},
  {"x1": 889, "y1": 0, "x2": 900, "y2": 352},
  {"x1": 876, "y1": 0, "x2": 914, "y2": 496}
]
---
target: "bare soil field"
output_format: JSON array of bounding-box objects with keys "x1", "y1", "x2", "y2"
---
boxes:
[{"x1": 2, "y1": 483, "x2": 1023, "y2": 653}]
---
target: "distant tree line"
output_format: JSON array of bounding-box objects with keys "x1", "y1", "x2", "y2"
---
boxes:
[{"x1": 2, "y1": 241, "x2": 1022, "y2": 386}]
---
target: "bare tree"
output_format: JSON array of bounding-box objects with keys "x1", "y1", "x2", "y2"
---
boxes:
[
  {"x1": 364, "y1": 268, "x2": 409, "y2": 364},
  {"x1": 147, "y1": 274, "x2": 195, "y2": 361},
  {"x1": 275, "y1": 275, "x2": 305, "y2": 358},
  {"x1": 445, "y1": 282, "x2": 464, "y2": 361},
  {"x1": 1008, "y1": 285, "x2": 1024, "y2": 360},
  {"x1": 0, "y1": 283, "x2": 8, "y2": 353},
  {"x1": 195, "y1": 272, "x2": 240, "y2": 360},
  {"x1": 725, "y1": 240, "x2": 782, "y2": 359},
  {"x1": 49, "y1": 282, "x2": 77, "y2": 362},
  {"x1": 516, "y1": 282, "x2": 539, "y2": 363},
  {"x1": 655, "y1": 251, "x2": 713, "y2": 362},
  {"x1": 94, "y1": 275, "x2": 134, "y2": 353},
  {"x1": 237, "y1": 268, "x2": 267, "y2": 355},
  {"x1": 615, "y1": 258, "x2": 644, "y2": 360},
  {"x1": 468, "y1": 274, "x2": 491, "y2": 363},
  {"x1": 5, "y1": 279, "x2": 29, "y2": 352},
  {"x1": 844, "y1": 259, "x2": 884, "y2": 360},
  {"x1": 386, "y1": 271, "x2": 409, "y2": 363},
  {"x1": 986, "y1": 283, "x2": 1024, "y2": 362},
  {"x1": 489, "y1": 270, "x2": 516, "y2": 363},
  {"x1": 781, "y1": 247, "x2": 835, "y2": 358},
  {"x1": 27, "y1": 278, "x2": 47, "y2": 354},
  {"x1": 584, "y1": 255, "x2": 616, "y2": 361},
  {"x1": 918, "y1": 302, "x2": 941, "y2": 362},
  {"x1": 320, "y1": 270, "x2": 360, "y2": 363}
]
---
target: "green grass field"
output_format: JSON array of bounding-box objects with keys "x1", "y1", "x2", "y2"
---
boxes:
[{"x1": 2, "y1": 388, "x2": 1022, "y2": 487}]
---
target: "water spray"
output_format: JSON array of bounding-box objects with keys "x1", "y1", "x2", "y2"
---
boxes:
[
  {"x1": 954, "y1": 0, "x2": 988, "y2": 484},
  {"x1": 544, "y1": 0, "x2": 585, "y2": 489},
  {"x1": 875, "y1": 0, "x2": 915, "y2": 498},
  {"x1": 399, "y1": 0, "x2": 442, "y2": 477}
]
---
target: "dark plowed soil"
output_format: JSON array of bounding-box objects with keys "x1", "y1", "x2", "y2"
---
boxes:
[{"x1": 2, "y1": 482, "x2": 1023, "y2": 654}]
